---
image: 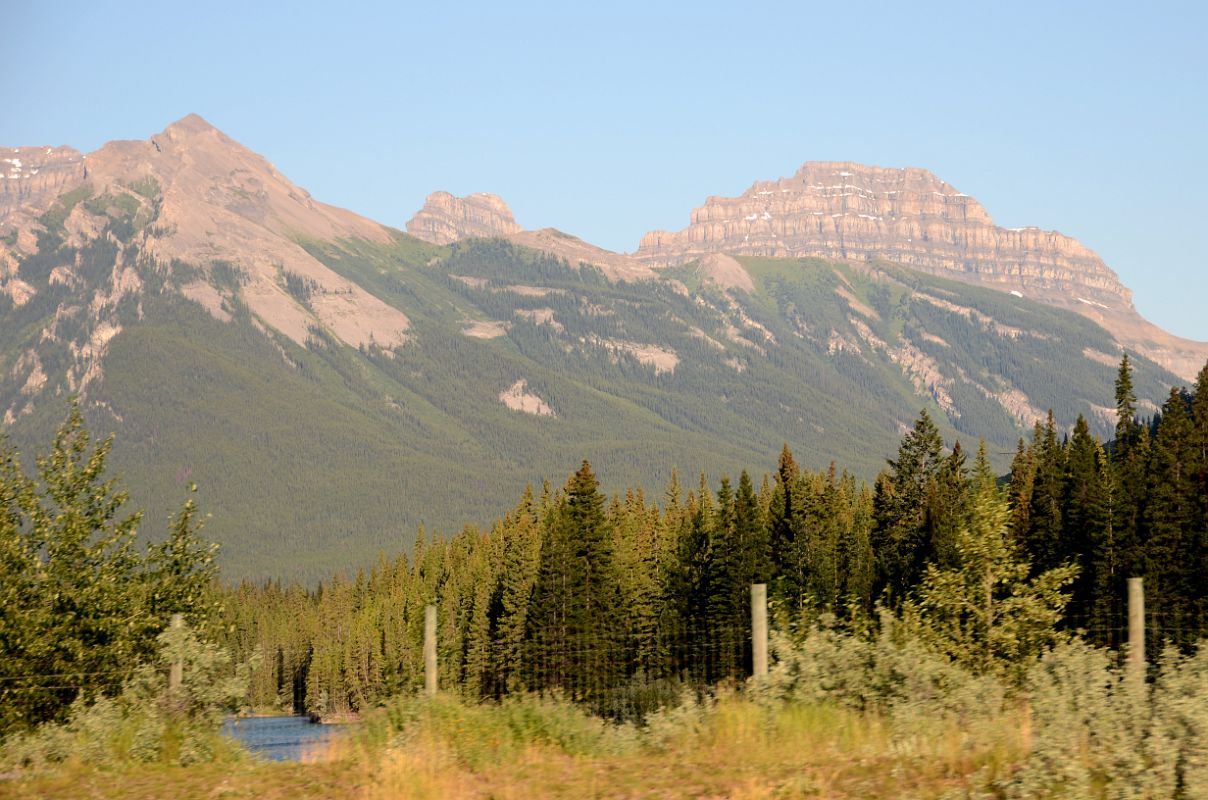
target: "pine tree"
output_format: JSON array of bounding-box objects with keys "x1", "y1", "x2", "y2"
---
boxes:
[
  {"x1": 525, "y1": 461, "x2": 622, "y2": 707},
  {"x1": 1144, "y1": 387, "x2": 1197, "y2": 646},
  {"x1": 871, "y1": 409, "x2": 945, "y2": 602},
  {"x1": 1192, "y1": 364, "x2": 1208, "y2": 633},
  {"x1": 1111, "y1": 354, "x2": 1149, "y2": 582},
  {"x1": 1062, "y1": 416, "x2": 1099, "y2": 619},
  {"x1": 928, "y1": 441, "x2": 971, "y2": 570},
  {"x1": 768, "y1": 444, "x2": 802, "y2": 582},
  {"x1": 1007, "y1": 437, "x2": 1035, "y2": 547},
  {"x1": 493, "y1": 488, "x2": 543, "y2": 693},
  {"x1": 1026, "y1": 411, "x2": 1067, "y2": 575}
]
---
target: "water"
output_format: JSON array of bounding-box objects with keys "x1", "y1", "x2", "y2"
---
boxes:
[{"x1": 221, "y1": 715, "x2": 344, "y2": 761}]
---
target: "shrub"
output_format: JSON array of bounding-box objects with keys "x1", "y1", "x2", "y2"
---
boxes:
[
  {"x1": 0, "y1": 621, "x2": 251, "y2": 772},
  {"x1": 999, "y1": 639, "x2": 1208, "y2": 799}
]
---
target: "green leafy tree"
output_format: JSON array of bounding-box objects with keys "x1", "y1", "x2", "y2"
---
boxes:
[
  {"x1": 904, "y1": 484, "x2": 1077, "y2": 685},
  {"x1": 0, "y1": 404, "x2": 221, "y2": 735}
]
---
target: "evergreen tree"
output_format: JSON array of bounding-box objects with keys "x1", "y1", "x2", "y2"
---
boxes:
[
  {"x1": 1026, "y1": 412, "x2": 1067, "y2": 575},
  {"x1": 1144, "y1": 387, "x2": 1198, "y2": 646},
  {"x1": 525, "y1": 462, "x2": 622, "y2": 707},
  {"x1": 1111, "y1": 354, "x2": 1149, "y2": 583},
  {"x1": 1190, "y1": 364, "x2": 1208, "y2": 617},
  {"x1": 494, "y1": 488, "x2": 543, "y2": 693},
  {"x1": 928, "y1": 441, "x2": 971, "y2": 570},
  {"x1": 904, "y1": 483, "x2": 1077, "y2": 686},
  {"x1": 871, "y1": 409, "x2": 945, "y2": 601},
  {"x1": 1007, "y1": 438, "x2": 1035, "y2": 546},
  {"x1": 767, "y1": 444, "x2": 803, "y2": 583},
  {"x1": 1062, "y1": 417, "x2": 1100, "y2": 619}
]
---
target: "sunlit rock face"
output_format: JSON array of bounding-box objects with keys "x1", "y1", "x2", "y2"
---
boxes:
[{"x1": 638, "y1": 161, "x2": 1129, "y2": 308}]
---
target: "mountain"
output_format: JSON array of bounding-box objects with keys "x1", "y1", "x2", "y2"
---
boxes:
[
  {"x1": 634, "y1": 162, "x2": 1208, "y2": 381},
  {"x1": 0, "y1": 116, "x2": 1194, "y2": 580},
  {"x1": 405, "y1": 164, "x2": 1208, "y2": 381},
  {"x1": 406, "y1": 191, "x2": 653, "y2": 281},
  {"x1": 1, "y1": 114, "x2": 408, "y2": 360}
]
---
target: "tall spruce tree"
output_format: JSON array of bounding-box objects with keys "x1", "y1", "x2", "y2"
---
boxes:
[
  {"x1": 1144, "y1": 387, "x2": 1198, "y2": 645},
  {"x1": 768, "y1": 444, "x2": 803, "y2": 582},
  {"x1": 928, "y1": 441, "x2": 971, "y2": 570},
  {"x1": 871, "y1": 409, "x2": 945, "y2": 602},
  {"x1": 525, "y1": 462, "x2": 622, "y2": 705},
  {"x1": 1111, "y1": 354, "x2": 1149, "y2": 582},
  {"x1": 1026, "y1": 412, "x2": 1067, "y2": 575}
]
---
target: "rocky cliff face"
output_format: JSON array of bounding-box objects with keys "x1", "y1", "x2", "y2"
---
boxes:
[
  {"x1": 0, "y1": 146, "x2": 86, "y2": 222},
  {"x1": 634, "y1": 162, "x2": 1208, "y2": 379},
  {"x1": 406, "y1": 192, "x2": 654, "y2": 280},
  {"x1": 406, "y1": 191, "x2": 522, "y2": 245},
  {"x1": 1, "y1": 114, "x2": 411, "y2": 351},
  {"x1": 637, "y1": 161, "x2": 1131, "y2": 308}
]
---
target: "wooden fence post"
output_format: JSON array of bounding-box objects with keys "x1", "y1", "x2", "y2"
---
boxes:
[
  {"x1": 751, "y1": 584, "x2": 768, "y2": 679},
  {"x1": 424, "y1": 604, "x2": 438, "y2": 697},
  {"x1": 169, "y1": 613, "x2": 183, "y2": 693},
  {"x1": 1127, "y1": 577, "x2": 1144, "y2": 677}
]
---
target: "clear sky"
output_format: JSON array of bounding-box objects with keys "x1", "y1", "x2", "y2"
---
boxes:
[{"x1": 5, "y1": 1, "x2": 1206, "y2": 341}]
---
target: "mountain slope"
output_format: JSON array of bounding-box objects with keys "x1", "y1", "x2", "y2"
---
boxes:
[
  {"x1": 634, "y1": 161, "x2": 1208, "y2": 381},
  {"x1": 0, "y1": 117, "x2": 1192, "y2": 580},
  {"x1": 406, "y1": 164, "x2": 1208, "y2": 381}
]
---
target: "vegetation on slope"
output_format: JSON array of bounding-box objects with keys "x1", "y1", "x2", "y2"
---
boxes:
[{"x1": 0, "y1": 184, "x2": 1186, "y2": 580}]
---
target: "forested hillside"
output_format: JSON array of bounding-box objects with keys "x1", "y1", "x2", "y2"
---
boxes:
[
  {"x1": 0, "y1": 177, "x2": 1184, "y2": 580},
  {"x1": 221, "y1": 356, "x2": 1208, "y2": 718}
]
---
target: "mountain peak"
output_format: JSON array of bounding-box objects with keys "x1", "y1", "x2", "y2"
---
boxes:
[
  {"x1": 406, "y1": 191, "x2": 523, "y2": 245},
  {"x1": 2, "y1": 116, "x2": 407, "y2": 353},
  {"x1": 637, "y1": 159, "x2": 1126, "y2": 306},
  {"x1": 162, "y1": 113, "x2": 221, "y2": 138}
]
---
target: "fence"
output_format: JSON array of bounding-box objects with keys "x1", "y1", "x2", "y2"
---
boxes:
[
  {"x1": 420, "y1": 584, "x2": 771, "y2": 719},
  {"x1": 418, "y1": 577, "x2": 1183, "y2": 717}
]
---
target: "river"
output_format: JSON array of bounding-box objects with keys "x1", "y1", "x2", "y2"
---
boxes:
[{"x1": 221, "y1": 715, "x2": 345, "y2": 761}]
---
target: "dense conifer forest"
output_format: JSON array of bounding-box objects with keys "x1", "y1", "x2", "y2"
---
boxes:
[{"x1": 218, "y1": 355, "x2": 1208, "y2": 719}]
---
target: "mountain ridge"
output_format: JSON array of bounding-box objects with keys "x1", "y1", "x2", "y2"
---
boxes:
[
  {"x1": 0, "y1": 115, "x2": 1197, "y2": 579},
  {"x1": 1, "y1": 114, "x2": 409, "y2": 353},
  {"x1": 404, "y1": 163, "x2": 1208, "y2": 381}
]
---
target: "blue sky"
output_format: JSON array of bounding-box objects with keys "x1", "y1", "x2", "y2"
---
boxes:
[{"x1": 6, "y1": 1, "x2": 1207, "y2": 341}]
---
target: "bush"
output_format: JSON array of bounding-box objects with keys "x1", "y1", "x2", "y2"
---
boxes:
[
  {"x1": 355, "y1": 692, "x2": 638, "y2": 770},
  {"x1": 0, "y1": 621, "x2": 251, "y2": 772},
  {"x1": 999, "y1": 639, "x2": 1208, "y2": 799}
]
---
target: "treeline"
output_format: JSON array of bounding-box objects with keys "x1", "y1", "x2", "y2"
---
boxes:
[{"x1": 222, "y1": 355, "x2": 1208, "y2": 717}]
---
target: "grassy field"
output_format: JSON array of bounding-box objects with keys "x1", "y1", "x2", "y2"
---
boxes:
[{"x1": 3, "y1": 694, "x2": 1024, "y2": 800}]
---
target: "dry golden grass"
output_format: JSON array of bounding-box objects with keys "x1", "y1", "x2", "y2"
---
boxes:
[{"x1": 2, "y1": 694, "x2": 1030, "y2": 800}]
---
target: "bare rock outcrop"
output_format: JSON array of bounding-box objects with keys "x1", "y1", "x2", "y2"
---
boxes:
[
  {"x1": 2, "y1": 114, "x2": 411, "y2": 350},
  {"x1": 637, "y1": 161, "x2": 1208, "y2": 379},
  {"x1": 0, "y1": 146, "x2": 86, "y2": 223},
  {"x1": 406, "y1": 191, "x2": 521, "y2": 245},
  {"x1": 406, "y1": 194, "x2": 656, "y2": 281},
  {"x1": 638, "y1": 162, "x2": 1128, "y2": 306}
]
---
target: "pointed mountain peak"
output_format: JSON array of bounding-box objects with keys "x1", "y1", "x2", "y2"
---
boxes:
[{"x1": 164, "y1": 113, "x2": 219, "y2": 135}]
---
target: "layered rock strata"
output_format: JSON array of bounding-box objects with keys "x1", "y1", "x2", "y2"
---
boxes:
[
  {"x1": 637, "y1": 161, "x2": 1129, "y2": 308},
  {"x1": 405, "y1": 191, "x2": 521, "y2": 245},
  {"x1": 0, "y1": 146, "x2": 86, "y2": 221}
]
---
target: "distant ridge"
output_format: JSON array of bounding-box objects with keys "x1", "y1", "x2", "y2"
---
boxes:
[{"x1": 407, "y1": 162, "x2": 1208, "y2": 380}]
